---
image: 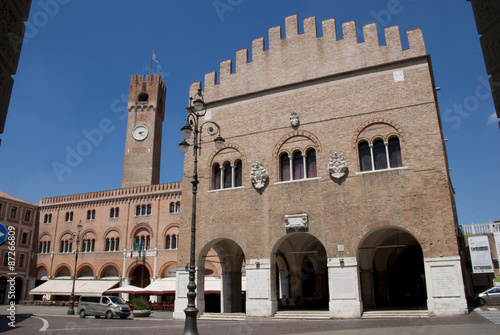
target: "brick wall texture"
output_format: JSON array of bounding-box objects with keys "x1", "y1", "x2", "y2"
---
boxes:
[{"x1": 177, "y1": 15, "x2": 459, "y2": 266}]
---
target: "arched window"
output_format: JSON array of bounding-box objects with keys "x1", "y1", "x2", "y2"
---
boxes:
[
  {"x1": 373, "y1": 139, "x2": 387, "y2": 170},
  {"x1": 39, "y1": 241, "x2": 51, "y2": 254},
  {"x1": 223, "y1": 162, "x2": 232, "y2": 188},
  {"x1": 358, "y1": 136, "x2": 403, "y2": 172},
  {"x1": 169, "y1": 202, "x2": 175, "y2": 213},
  {"x1": 82, "y1": 238, "x2": 95, "y2": 253},
  {"x1": 306, "y1": 149, "x2": 317, "y2": 178},
  {"x1": 171, "y1": 235, "x2": 177, "y2": 249},
  {"x1": 44, "y1": 214, "x2": 52, "y2": 224},
  {"x1": 136, "y1": 204, "x2": 152, "y2": 216},
  {"x1": 165, "y1": 235, "x2": 171, "y2": 249},
  {"x1": 388, "y1": 137, "x2": 402, "y2": 168},
  {"x1": 358, "y1": 141, "x2": 372, "y2": 172},
  {"x1": 212, "y1": 163, "x2": 221, "y2": 189},
  {"x1": 234, "y1": 160, "x2": 242, "y2": 187},
  {"x1": 110, "y1": 207, "x2": 119, "y2": 218},
  {"x1": 293, "y1": 151, "x2": 304, "y2": 180},
  {"x1": 87, "y1": 209, "x2": 95, "y2": 220},
  {"x1": 60, "y1": 239, "x2": 72, "y2": 253},
  {"x1": 212, "y1": 160, "x2": 243, "y2": 189},
  {"x1": 175, "y1": 202, "x2": 180, "y2": 213},
  {"x1": 135, "y1": 234, "x2": 151, "y2": 251},
  {"x1": 65, "y1": 212, "x2": 73, "y2": 222},
  {"x1": 138, "y1": 93, "x2": 148, "y2": 101},
  {"x1": 280, "y1": 153, "x2": 290, "y2": 181}
]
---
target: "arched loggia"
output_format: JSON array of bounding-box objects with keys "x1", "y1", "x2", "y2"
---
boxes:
[
  {"x1": 272, "y1": 232, "x2": 329, "y2": 311},
  {"x1": 358, "y1": 227, "x2": 427, "y2": 311}
]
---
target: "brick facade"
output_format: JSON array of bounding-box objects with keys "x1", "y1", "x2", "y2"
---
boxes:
[
  {"x1": 174, "y1": 15, "x2": 467, "y2": 318},
  {"x1": 0, "y1": 190, "x2": 37, "y2": 303}
]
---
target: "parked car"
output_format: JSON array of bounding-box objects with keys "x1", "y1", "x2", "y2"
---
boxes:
[
  {"x1": 468, "y1": 287, "x2": 500, "y2": 306},
  {"x1": 77, "y1": 295, "x2": 131, "y2": 319}
]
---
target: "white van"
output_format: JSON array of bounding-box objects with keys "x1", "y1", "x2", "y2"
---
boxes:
[{"x1": 77, "y1": 295, "x2": 131, "y2": 319}]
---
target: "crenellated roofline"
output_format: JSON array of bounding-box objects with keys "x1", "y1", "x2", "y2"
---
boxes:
[{"x1": 189, "y1": 14, "x2": 426, "y2": 103}]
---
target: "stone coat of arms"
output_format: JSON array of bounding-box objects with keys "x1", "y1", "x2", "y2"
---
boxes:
[
  {"x1": 327, "y1": 152, "x2": 348, "y2": 179},
  {"x1": 250, "y1": 162, "x2": 268, "y2": 189}
]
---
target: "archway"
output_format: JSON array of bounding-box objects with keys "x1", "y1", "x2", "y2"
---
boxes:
[
  {"x1": 100, "y1": 264, "x2": 120, "y2": 279},
  {"x1": 199, "y1": 239, "x2": 245, "y2": 314},
  {"x1": 129, "y1": 264, "x2": 151, "y2": 288},
  {"x1": 272, "y1": 233, "x2": 329, "y2": 311},
  {"x1": 77, "y1": 265, "x2": 94, "y2": 278},
  {"x1": 358, "y1": 227, "x2": 427, "y2": 311}
]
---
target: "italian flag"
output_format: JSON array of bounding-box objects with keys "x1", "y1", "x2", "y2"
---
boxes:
[{"x1": 130, "y1": 239, "x2": 139, "y2": 258}]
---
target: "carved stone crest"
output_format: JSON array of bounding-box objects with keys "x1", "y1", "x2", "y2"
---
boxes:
[
  {"x1": 327, "y1": 152, "x2": 348, "y2": 179},
  {"x1": 284, "y1": 213, "x2": 308, "y2": 233},
  {"x1": 290, "y1": 112, "x2": 299, "y2": 127},
  {"x1": 250, "y1": 162, "x2": 268, "y2": 189}
]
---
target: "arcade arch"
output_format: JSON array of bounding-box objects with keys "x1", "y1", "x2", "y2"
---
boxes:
[
  {"x1": 271, "y1": 232, "x2": 329, "y2": 311},
  {"x1": 358, "y1": 227, "x2": 427, "y2": 311},
  {"x1": 198, "y1": 239, "x2": 245, "y2": 314}
]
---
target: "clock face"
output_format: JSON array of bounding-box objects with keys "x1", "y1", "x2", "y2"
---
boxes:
[{"x1": 132, "y1": 125, "x2": 148, "y2": 141}]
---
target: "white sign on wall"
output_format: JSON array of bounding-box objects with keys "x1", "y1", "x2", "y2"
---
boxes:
[
  {"x1": 494, "y1": 232, "x2": 500, "y2": 265},
  {"x1": 468, "y1": 235, "x2": 494, "y2": 274}
]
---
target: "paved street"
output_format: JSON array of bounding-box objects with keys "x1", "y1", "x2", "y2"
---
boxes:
[{"x1": 1, "y1": 305, "x2": 499, "y2": 335}]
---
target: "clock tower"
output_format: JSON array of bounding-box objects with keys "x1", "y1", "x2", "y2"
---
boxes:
[{"x1": 122, "y1": 74, "x2": 166, "y2": 188}]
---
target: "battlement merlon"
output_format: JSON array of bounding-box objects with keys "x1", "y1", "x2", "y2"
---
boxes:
[
  {"x1": 188, "y1": 14, "x2": 426, "y2": 102},
  {"x1": 129, "y1": 74, "x2": 167, "y2": 121}
]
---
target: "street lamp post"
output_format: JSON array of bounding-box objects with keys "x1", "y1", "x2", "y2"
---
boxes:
[
  {"x1": 179, "y1": 89, "x2": 225, "y2": 335},
  {"x1": 67, "y1": 221, "x2": 86, "y2": 315}
]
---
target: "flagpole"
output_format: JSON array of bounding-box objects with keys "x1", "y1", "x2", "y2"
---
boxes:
[{"x1": 149, "y1": 45, "x2": 153, "y2": 75}]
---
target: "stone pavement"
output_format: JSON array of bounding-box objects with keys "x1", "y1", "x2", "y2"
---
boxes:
[{"x1": 4, "y1": 305, "x2": 500, "y2": 335}]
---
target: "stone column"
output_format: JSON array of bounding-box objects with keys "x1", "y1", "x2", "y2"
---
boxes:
[
  {"x1": 424, "y1": 256, "x2": 468, "y2": 316},
  {"x1": 246, "y1": 259, "x2": 274, "y2": 317},
  {"x1": 328, "y1": 257, "x2": 362, "y2": 318},
  {"x1": 173, "y1": 268, "x2": 189, "y2": 320}
]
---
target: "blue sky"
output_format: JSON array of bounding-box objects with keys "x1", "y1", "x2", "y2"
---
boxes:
[{"x1": 0, "y1": 0, "x2": 498, "y2": 225}]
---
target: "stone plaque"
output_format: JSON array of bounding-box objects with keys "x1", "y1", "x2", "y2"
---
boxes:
[
  {"x1": 431, "y1": 265, "x2": 459, "y2": 297},
  {"x1": 331, "y1": 269, "x2": 356, "y2": 300}
]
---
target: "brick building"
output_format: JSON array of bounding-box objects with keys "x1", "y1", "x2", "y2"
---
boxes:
[
  {"x1": 31, "y1": 182, "x2": 182, "y2": 303},
  {"x1": 173, "y1": 15, "x2": 467, "y2": 319},
  {"x1": 0, "y1": 190, "x2": 37, "y2": 303},
  {"x1": 29, "y1": 75, "x2": 223, "y2": 306}
]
